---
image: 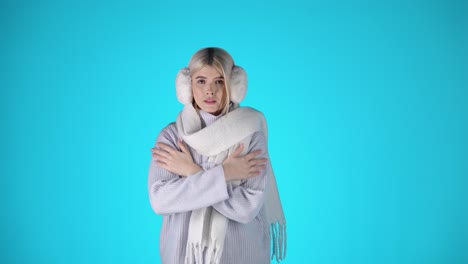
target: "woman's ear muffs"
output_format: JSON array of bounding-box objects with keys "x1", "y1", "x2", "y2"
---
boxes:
[
  {"x1": 175, "y1": 67, "x2": 192, "y2": 105},
  {"x1": 230, "y1": 66, "x2": 247, "y2": 104},
  {"x1": 175, "y1": 66, "x2": 248, "y2": 105}
]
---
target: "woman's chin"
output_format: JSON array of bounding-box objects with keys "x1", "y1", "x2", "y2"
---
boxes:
[{"x1": 200, "y1": 105, "x2": 221, "y2": 115}]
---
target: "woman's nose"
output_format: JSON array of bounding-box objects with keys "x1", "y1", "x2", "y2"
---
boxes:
[{"x1": 205, "y1": 83, "x2": 215, "y2": 95}]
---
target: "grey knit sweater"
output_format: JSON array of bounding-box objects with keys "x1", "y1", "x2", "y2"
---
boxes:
[{"x1": 148, "y1": 110, "x2": 270, "y2": 264}]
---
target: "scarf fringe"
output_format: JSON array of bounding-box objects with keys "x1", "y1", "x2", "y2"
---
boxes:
[
  {"x1": 184, "y1": 241, "x2": 223, "y2": 264},
  {"x1": 270, "y1": 221, "x2": 287, "y2": 263},
  {"x1": 184, "y1": 242, "x2": 202, "y2": 264}
]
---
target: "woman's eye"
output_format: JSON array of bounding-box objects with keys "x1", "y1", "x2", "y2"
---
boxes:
[
  {"x1": 197, "y1": 80, "x2": 205, "y2": 84},
  {"x1": 215, "y1": 80, "x2": 224, "y2": 85}
]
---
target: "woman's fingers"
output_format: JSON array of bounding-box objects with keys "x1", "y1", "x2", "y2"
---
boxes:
[
  {"x1": 150, "y1": 147, "x2": 174, "y2": 164},
  {"x1": 248, "y1": 165, "x2": 266, "y2": 177},
  {"x1": 155, "y1": 152, "x2": 169, "y2": 162},
  {"x1": 250, "y1": 163, "x2": 266, "y2": 175},
  {"x1": 154, "y1": 148, "x2": 169, "y2": 157},
  {"x1": 228, "y1": 144, "x2": 244, "y2": 158},
  {"x1": 151, "y1": 143, "x2": 178, "y2": 160},
  {"x1": 158, "y1": 143, "x2": 177, "y2": 153},
  {"x1": 178, "y1": 139, "x2": 189, "y2": 154},
  {"x1": 244, "y1": 149, "x2": 262, "y2": 160},
  {"x1": 235, "y1": 144, "x2": 244, "y2": 156},
  {"x1": 249, "y1": 157, "x2": 267, "y2": 164}
]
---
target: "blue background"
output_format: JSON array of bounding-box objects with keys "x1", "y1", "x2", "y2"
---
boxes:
[{"x1": 1, "y1": 0, "x2": 467, "y2": 263}]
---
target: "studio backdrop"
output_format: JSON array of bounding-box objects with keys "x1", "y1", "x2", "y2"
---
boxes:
[{"x1": 1, "y1": 0, "x2": 467, "y2": 263}]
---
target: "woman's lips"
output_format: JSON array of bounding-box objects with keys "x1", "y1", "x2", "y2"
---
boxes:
[{"x1": 204, "y1": 99, "x2": 216, "y2": 105}]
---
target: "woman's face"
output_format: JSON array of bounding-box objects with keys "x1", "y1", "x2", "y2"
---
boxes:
[{"x1": 192, "y1": 65, "x2": 226, "y2": 116}]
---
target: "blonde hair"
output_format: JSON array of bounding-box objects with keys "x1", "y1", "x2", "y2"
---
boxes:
[{"x1": 188, "y1": 47, "x2": 234, "y2": 115}]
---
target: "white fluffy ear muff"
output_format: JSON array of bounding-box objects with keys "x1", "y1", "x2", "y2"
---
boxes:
[
  {"x1": 230, "y1": 66, "x2": 247, "y2": 104},
  {"x1": 175, "y1": 67, "x2": 192, "y2": 105},
  {"x1": 175, "y1": 66, "x2": 248, "y2": 105}
]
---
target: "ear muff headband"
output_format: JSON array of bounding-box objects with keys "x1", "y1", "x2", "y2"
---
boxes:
[{"x1": 175, "y1": 66, "x2": 247, "y2": 105}]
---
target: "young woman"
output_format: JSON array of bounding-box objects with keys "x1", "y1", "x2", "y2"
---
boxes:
[{"x1": 148, "y1": 47, "x2": 286, "y2": 264}]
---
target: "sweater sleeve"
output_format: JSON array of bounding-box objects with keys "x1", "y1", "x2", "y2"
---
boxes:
[
  {"x1": 212, "y1": 131, "x2": 268, "y2": 224},
  {"x1": 148, "y1": 123, "x2": 229, "y2": 215}
]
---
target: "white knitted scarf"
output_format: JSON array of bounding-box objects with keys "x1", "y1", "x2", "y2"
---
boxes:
[{"x1": 176, "y1": 103, "x2": 286, "y2": 264}]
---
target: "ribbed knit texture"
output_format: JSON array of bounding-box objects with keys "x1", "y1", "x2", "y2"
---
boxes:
[{"x1": 148, "y1": 110, "x2": 270, "y2": 264}]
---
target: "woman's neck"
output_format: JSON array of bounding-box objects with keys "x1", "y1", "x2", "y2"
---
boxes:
[{"x1": 199, "y1": 109, "x2": 223, "y2": 128}]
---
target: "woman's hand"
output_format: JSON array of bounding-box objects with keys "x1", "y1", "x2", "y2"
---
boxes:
[
  {"x1": 222, "y1": 144, "x2": 268, "y2": 181},
  {"x1": 151, "y1": 139, "x2": 202, "y2": 177}
]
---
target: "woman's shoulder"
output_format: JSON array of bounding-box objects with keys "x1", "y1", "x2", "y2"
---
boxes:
[
  {"x1": 155, "y1": 122, "x2": 179, "y2": 143},
  {"x1": 160, "y1": 122, "x2": 178, "y2": 133},
  {"x1": 238, "y1": 105, "x2": 262, "y2": 113},
  {"x1": 235, "y1": 106, "x2": 266, "y2": 120}
]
